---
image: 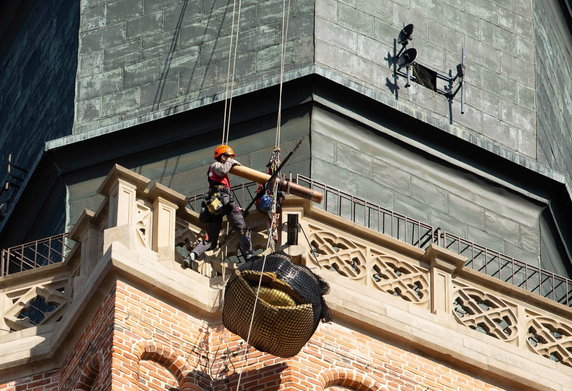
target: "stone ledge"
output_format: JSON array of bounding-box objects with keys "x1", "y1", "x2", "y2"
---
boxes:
[
  {"x1": 318, "y1": 267, "x2": 572, "y2": 391},
  {"x1": 0, "y1": 240, "x2": 222, "y2": 381}
]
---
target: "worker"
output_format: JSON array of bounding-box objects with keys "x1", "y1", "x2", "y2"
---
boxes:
[{"x1": 183, "y1": 145, "x2": 254, "y2": 268}]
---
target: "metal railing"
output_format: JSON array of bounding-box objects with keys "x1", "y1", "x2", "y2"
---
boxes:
[
  {"x1": 438, "y1": 230, "x2": 572, "y2": 307},
  {"x1": 188, "y1": 175, "x2": 436, "y2": 250},
  {"x1": 294, "y1": 175, "x2": 436, "y2": 250},
  {"x1": 0, "y1": 154, "x2": 29, "y2": 222},
  {"x1": 0, "y1": 233, "x2": 73, "y2": 277},
  {"x1": 189, "y1": 174, "x2": 571, "y2": 307},
  {"x1": 3, "y1": 175, "x2": 570, "y2": 307},
  {"x1": 294, "y1": 175, "x2": 572, "y2": 306}
]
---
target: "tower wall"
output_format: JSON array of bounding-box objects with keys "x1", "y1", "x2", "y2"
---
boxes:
[
  {"x1": 310, "y1": 105, "x2": 546, "y2": 269},
  {"x1": 0, "y1": 0, "x2": 79, "y2": 171},
  {"x1": 73, "y1": 0, "x2": 315, "y2": 134},
  {"x1": 1, "y1": 165, "x2": 570, "y2": 391},
  {"x1": 534, "y1": 0, "x2": 572, "y2": 185},
  {"x1": 315, "y1": 0, "x2": 536, "y2": 159}
]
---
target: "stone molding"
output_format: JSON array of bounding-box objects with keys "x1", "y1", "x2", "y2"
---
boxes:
[{"x1": 0, "y1": 165, "x2": 570, "y2": 390}]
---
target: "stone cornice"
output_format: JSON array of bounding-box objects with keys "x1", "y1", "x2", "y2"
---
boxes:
[{"x1": 1, "y1": 165, "x2": 571, "y2": 390}]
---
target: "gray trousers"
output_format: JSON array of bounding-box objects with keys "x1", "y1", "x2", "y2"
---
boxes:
[{"x1": 192, "y1": 201, "x2": 253, "y2": 258}]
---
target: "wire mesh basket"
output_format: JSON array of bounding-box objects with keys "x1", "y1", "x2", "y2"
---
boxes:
[{"x1": 222, "y1": 252, "x2": 331, "y2": 357}]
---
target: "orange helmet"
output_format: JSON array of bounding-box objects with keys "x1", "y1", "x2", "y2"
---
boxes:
[{"x1": 214, "y1": 145, "x2": 235, "y2": 159}]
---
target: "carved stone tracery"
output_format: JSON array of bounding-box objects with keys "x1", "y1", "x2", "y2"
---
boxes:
[
  {"x1": 136, "y1": 200, "x2": 152, "y2": 248},
  {"x1": 370, "y1": 250, "x2": 429, "y2": 303},
  {"x1": 527, "y1": 314, "x2": 572, "y2": 368},
  {"x1": 309, "y1": 229, "x2": 367, "y2": 280},
  {"x1": 4, "y1": 285, "x2": 68, "y2": 331},
  {"x1": 308, "y1": 225, "x2": 429, "y2": 305},
  {"x1": 3, "y1": 167, "x2": 572, "y2": 378},
  {"x1": 452, "y1": 285, "x2": 518, "y2": 342}
]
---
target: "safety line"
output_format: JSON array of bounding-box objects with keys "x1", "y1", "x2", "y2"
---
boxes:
[
  {"x1": 231, "y1": 1, "x2": 291, "y2": 387},
  {"x1": 274, "y1": 0, "x2": 292, "y2": 149},
  {"x1": 222, "y1": 0, "x2": 243, "y2": 146},
  {"x1": 235, "y1": 178, "x2": 281, "y2": 390}
]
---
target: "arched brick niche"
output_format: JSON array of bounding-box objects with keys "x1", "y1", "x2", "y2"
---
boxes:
[
  {"x1": 319, "y1": 369, "x2": 383, "y2": 391},
  {"x1": 134, "y1": 341, "x2": 187, "y2": 390},
  {"x1": 74, "y1": 352, "x2": 102, "y2": 390}
]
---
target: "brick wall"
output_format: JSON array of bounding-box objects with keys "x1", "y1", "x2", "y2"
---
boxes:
[
  {"x1": 304, "y1": 324, "x2": 508, "y2": 391},
  {"x1": 91, "y1": 280, "x2": 516, "y2": 389},
  {"x1": 139, "y1": 360, "x2": 178, "y2": 391},
  {"x1": 58, "y1": 283, "x2": 115, "y2": 390},
  {"x1": 0, "y1": 371, "x2": 59, "y2": 391},
  {"x1": 0, "y1": 276, "x2": 529, "y2": 390},
  {"x1": 112, "y1": 280, "x2": 208, "y2": 390}
]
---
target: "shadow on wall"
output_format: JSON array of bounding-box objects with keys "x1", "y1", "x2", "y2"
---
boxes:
[
  {"x1": 154, "y1": 0, "x2": 239, "y2": 114},
  {"x1": 186, "y1": 362, "x2": 288, "y2": 390}
]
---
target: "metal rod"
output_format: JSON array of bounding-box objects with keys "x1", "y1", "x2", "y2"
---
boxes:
[{"x1": 461, "y1": 48, "x2": 465, "y2": 114}]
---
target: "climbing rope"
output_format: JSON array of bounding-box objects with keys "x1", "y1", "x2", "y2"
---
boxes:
[
  {"x1": 222, "y1": 0, "x2": 243, "y2": 145},
  {"x1": 214, "y1": 0, "x2": 293, "y2": 386},
  {"x1": 221, "y1": 0, "x2": 291, "y2": 148},
  {"x1": 234, "y1": 0, "x2": 290, "y2": 374},
  {"x1": 221, "y1": 220, "x2": 230, "y2": 300},
  {"x1": 235, "y1": 195, "x2": 280, "y2": 390},
  {"x1": 274, "y1": 0, "x2": 292, "y2": 149}
]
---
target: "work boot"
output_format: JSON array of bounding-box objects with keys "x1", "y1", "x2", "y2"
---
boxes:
[{"x1": 182, "y1": 252, "x2": 197, "y2": 269}]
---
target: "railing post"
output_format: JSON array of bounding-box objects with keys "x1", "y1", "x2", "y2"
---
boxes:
[
  {"x1": 152, "y1": 196, "x2": 178, "y2": 261},
  {"x1": 423, "y1": 243, "x2": 466, "y2": 315},
  {"x1": 0, "y1": 248, "x2": 5, "y2": 277},
  {"x1": 108, "y1": 178, "x2": 138, "y2": 229},
  {"x1": 568, "y1": 279, "x2": 571, "y2": 306}
]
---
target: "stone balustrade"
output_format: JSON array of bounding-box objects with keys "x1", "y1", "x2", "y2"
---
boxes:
[
  {"x1": 0, "y1": 165, "x2": 571, "y2": 388},
  {"x1": 289, "y1": 198, "x2": 572, "y2": 371}
]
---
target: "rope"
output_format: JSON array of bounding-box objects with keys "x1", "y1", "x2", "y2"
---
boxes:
[
  {"x1": 222, "y1": 0, "x2": 290, "y2": 148},
  {"x1": 274, "y1": 0, "x2": 292, "y2": 149},
  {"x1": 231, "y1": 2, "x2": 292, "y2": 388},
  {"x1": 235, "y1": 192, "x2": 280, "y2": 390},
  {"x1": 222, "y1": 0, "x2": 243, "y2": 145},
  {"x1": 221, "y1": 220, "x2": 229, "y2": 305}
]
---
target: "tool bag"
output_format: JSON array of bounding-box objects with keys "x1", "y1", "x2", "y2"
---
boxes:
[{"x1": 204, "y1": 187, "x2": 233, "y2": 216}]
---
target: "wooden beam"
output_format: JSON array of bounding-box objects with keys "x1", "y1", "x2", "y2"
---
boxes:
[{"x1": 230, "y1": 165, "x2": 323, "y2": 203}]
